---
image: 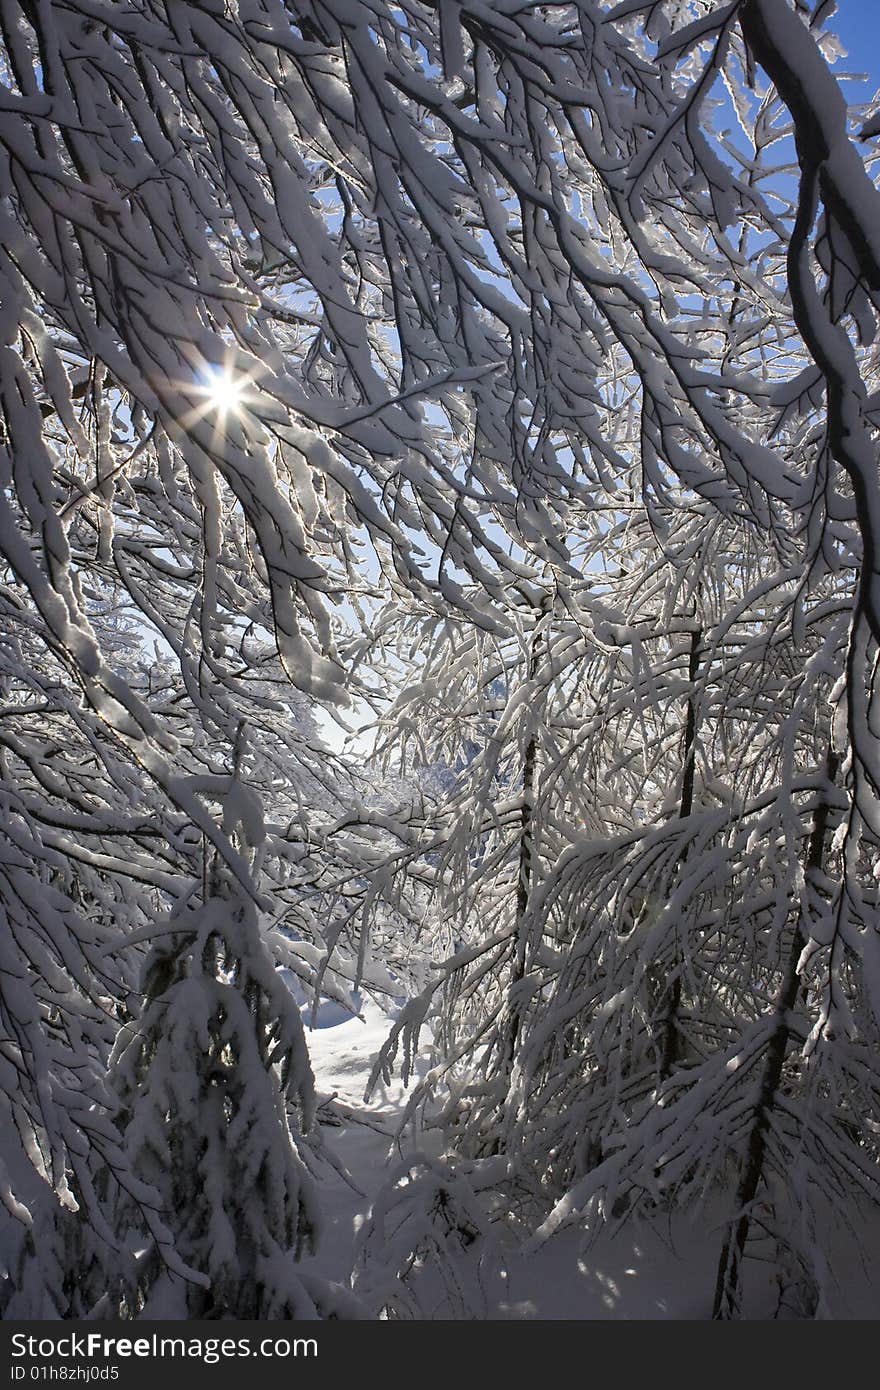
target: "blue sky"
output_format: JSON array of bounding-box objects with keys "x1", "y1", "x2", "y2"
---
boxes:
[{"x1": 831, "y1": 1, "x2": 880, "y2": 96}]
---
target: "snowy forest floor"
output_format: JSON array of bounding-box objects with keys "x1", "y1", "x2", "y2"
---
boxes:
[{"x1": 295, "y1": 1001, "x2": 879, "y2": 1320}]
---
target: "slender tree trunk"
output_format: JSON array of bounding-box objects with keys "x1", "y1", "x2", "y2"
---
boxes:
[
  {"x1": 497, "y1": 596, "x2": 548, "y2": 1117},
  {"x1": 658, "y1": 624, "x2": 702, "y2": 1079},
  {"x1": 506, "y1": 721, "x2": 539, "y2": 1067},
  {"x1": 713, "y1": 748, "x2": 839, "y2": 1319}
]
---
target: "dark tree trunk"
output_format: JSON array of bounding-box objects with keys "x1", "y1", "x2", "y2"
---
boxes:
[
  {"x1": 499, "y1": 596, "x2": 549, "y2": 1110},
  {"x1": 713, "y1": 748, "x2": 839, "y2": 1319},
  {"x1": 658, "y1": 624, "x2": 702, "y2": 1079}
]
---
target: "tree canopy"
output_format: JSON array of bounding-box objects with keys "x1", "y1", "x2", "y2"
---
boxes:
[{"x1": 1, "y1": 0, "x2": 879, "y2": 1321}]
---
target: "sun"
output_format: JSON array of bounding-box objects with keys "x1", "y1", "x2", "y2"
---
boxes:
[
  {"x1": 179, "y1": 359, "x2": 263, "y2": 438},
  {"x1": 201, "y1": 366, "x2": 246, "y2": 417}
]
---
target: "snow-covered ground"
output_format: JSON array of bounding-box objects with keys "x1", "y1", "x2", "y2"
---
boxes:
[
  {"x1": 297, "y1": 998, "x2": 414, "y2": 1298},
  {"x1": 297, "y1": 1000, "x2": 880, "y2": 1320}
]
